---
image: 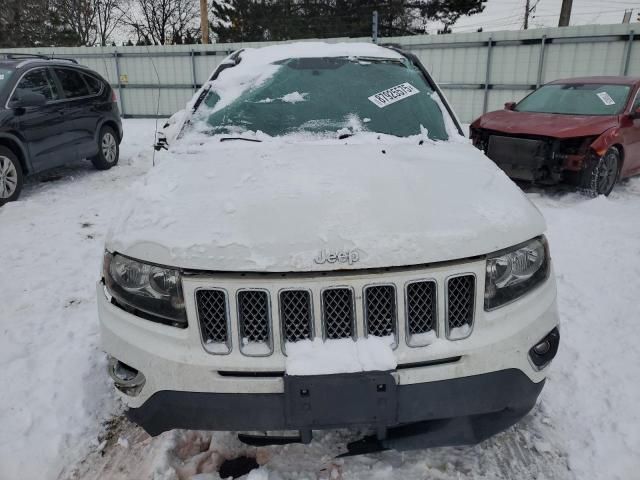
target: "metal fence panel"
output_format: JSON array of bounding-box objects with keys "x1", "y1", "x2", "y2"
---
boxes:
[{"x1": 2, "y1": 24, "x2": 639, "y2": 122}]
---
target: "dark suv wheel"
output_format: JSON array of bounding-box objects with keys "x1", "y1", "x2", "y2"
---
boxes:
[
  {"x1": 91, "y1": 126, "x2": 120, "y2": 170},
  {"x1": 0, "y1": 146, "x2": 23, "y2": 206}
]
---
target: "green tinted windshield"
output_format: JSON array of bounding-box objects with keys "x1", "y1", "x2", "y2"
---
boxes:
[
  {"x1": 0, "y1": 68, "x2": 14, "y2": 92},
  {"x1": 516, "y1": 83, "x2": 631, "y2": 115},
  {"x1": 202, "y1": 57, "x2": 449, "y2": 140}
]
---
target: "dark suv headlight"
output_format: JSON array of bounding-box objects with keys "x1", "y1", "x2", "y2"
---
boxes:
[
  {"x1": 103, "y1": 252, "x2": 186, "y2": 327},
  {"x1": 484, "y1": 237, "x2": 550, "y2": 310}
]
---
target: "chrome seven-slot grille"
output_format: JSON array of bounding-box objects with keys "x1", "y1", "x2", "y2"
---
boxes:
[{"x1": 196, "y1": 274, "x2": 476, "y2": 355}]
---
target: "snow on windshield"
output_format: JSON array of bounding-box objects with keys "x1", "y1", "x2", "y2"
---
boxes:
[
  {"x1": 203, "y1": 42, "x2": 404, "y2": 115},
  {"x1": 189, "y1": 42, "x2": 456, "y2": 140}
]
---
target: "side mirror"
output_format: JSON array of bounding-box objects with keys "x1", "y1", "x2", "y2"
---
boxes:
[
  {"x1": 629, "y1": 107, "x2": 640, "y2": 119},
  {"x1": 504, "y1": 101, "x2": 516, "y2": 111},
  {"x1": 10, "y1": 91, "x2": 47, "y2": 109}
]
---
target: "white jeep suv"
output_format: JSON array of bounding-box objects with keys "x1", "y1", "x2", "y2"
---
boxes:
[{"x1": 98, "y1": 42, "x2": 559, "y2": 453}]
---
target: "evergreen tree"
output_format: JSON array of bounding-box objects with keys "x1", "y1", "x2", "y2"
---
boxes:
[{"x1": 210, "y1": 0, "x2": 486, "y2": 42}]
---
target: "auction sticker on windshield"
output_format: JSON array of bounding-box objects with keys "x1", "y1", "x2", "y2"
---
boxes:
[
  {"x1": 368, "y1": 82, "x2": 420, "y2": 108},
  {"x1": 596, "y1": 92, "x2": 615, "y2": 106}
]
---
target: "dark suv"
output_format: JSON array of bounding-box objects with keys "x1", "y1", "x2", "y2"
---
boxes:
[{"x1": 0, "y1": 54, "x2": 122, "y2": 205}]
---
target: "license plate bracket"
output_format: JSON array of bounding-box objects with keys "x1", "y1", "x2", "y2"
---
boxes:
[{"x1": 284, "y1": 371, "x2": 397, "y2": 429}]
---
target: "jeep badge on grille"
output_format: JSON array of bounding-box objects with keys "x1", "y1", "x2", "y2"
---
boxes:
[{"x1": 314, "y1": 249, "x2": 360, "y2": 265}]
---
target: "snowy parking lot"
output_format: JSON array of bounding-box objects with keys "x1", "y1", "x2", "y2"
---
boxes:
[{"x1": 1, "y1": 119, "x2": 639, "y2": 480}]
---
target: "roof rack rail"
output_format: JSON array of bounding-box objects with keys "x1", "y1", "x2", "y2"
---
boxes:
[{"x1": 0, "y1": 53, "x2": 78, "y2": 64}]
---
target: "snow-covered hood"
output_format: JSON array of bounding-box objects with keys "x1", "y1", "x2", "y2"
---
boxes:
[{"x1": 107, "y1": 138, "x2": 546, "y2": 272}]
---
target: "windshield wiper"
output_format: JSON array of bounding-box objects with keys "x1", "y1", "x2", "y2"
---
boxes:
[
  {"x1": 220, "y1": 137, "x2": 262, "y2": 143},
  {"x1": 338, "y1": 132, "x2": 355, "y2": 140}
]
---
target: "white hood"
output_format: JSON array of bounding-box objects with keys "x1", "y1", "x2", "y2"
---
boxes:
[{"x1": 107, "y1": 136, "x2": 545, "y2": 272}]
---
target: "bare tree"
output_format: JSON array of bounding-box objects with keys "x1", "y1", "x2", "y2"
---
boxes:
[
  {"x1": 56, "y1": 0, "x2": 98, "y2": 45},
  {"x1": 124, "y1": 0, "x2": 199, "y2": 45},
  {"x1": 95, "y1": 0, "x2": 127, "y2": 46}
]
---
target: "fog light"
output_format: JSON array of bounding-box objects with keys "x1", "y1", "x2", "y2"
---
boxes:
[
  {"x1": 529, "y1": 327, "x2": 560, "y2": 370},
  {"x1": 533, "y1": 340, "x2": 551, "y2": 355},
  {"x1": 107, "y1": 356, "x2": 146, "y2": 396}
]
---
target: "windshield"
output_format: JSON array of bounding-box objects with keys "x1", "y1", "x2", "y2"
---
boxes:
[
  {"x1": 198, "y1": 57, "x2": 449, "y2": 140},
  {"x1": 516, "y1": 83, "x2": 631, "y2": 115},
  {"x1": 0, "y1": 68, "x2": 14, "y2": 93}
]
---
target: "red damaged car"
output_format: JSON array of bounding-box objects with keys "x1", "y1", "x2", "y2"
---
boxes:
[{"x1": 470, "y1": 76, "x2": 640, "y2": 195}]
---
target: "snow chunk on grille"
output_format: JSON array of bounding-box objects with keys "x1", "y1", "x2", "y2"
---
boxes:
[{"x1": 285, "y1": 336, "x2": 396, "y2": 376}]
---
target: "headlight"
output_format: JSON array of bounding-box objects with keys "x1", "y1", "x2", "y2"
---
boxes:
[
  {"x1": 484, "y1": 237, "x2": 550, "y2": 310},
  {"x1": 103, "y1": 252, "x2": 186, "y2": 327}
]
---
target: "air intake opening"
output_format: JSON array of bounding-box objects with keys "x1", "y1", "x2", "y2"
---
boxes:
[
  {"x1": 364, "y1": 284, "x2": 397, "y2": 340},
  {"x1": 196, "y1": 289, "x2": 230, "y2": 354},
  {"x1": 237, "y1": 289, "x2": 272, "y2": 355},
  {"x1": 406, "y1": 280, "x2": 437, "y2": 347},
  {"x1": 446, "y1": 274, "x2": 476, "y2": 340},
  {"x1": 322, "y1": 287, "x2": 355, "y2": 339},
  {"x1": 280, "y1": 289, "x2": 314, "y2": 344}
]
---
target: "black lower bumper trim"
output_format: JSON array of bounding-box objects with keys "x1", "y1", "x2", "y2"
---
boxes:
[{"x1": 127, "y1": 369, "x2": 544, "y2": 448}]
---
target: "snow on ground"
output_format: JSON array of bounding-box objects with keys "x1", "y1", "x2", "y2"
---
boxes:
[
  {"x1": 0, "y1": 120, "x2": 157, "y2": 480},
  {"x1": 1, "y1": 119, "x2": 639, "y2": 479}
]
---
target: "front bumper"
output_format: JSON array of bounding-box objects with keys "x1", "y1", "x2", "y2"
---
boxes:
[{"x1": 128, "y1": 367, "x2": 546, "y2": 449}]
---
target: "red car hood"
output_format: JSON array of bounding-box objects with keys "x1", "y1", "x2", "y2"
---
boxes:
[{"x1": 474, "y1": 110, "x2": 619, "y2": 138}]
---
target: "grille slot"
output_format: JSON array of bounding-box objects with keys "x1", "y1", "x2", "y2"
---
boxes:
[
  {"x1": 280, "y1": 289, "x2": 314, "y2": 344},
  {"x1": 446, "y1": 275, "x2": 475, "y2": 339},
  {"x1": 196, "y1": 289, "x2": 230, "y2": 353},
  {"x1": 405, "y1": 280, "x2": 437, "y2": 345},
  {"x1": 322, "y1": 288, "x2": 355, "y2": 339},
  {"x1": 364, "y1": 285, "x2": 397, "y2": 339},
  {"x1": 237, "y1": 289, "x2": 272, "y2": 354}
]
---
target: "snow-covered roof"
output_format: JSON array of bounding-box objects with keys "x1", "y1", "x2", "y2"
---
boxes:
[{"x1": 234, "y1": 41, "x2": 405, "y2": 64}]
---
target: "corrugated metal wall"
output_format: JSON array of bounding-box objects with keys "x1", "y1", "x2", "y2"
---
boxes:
[{"x1": 4, "y1": 24, "x2": 638, "y2": 123}]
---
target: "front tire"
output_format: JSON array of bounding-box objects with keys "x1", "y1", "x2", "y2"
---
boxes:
[
  {"x1": 91, "y1": 126, "x2": 119, "y2": 170},
  {"x1": 0, "y1": 146, "x2": 23, "y2": 206},
  {"x1": 579, "y1": 147, "x2": 620, "y2": 197}
]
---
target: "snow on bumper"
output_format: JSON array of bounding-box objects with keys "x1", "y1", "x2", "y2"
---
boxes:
[{"x1": 97, "y1": 260, "x2": 559, "y2": 411}]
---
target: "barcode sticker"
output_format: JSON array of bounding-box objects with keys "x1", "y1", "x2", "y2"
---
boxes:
[
  {"x1": 596, "y1": 92, "x2": 615, "y2": 106},
  {"x1": 368, "y1": 82, "x2": 420, "y2": 108}
]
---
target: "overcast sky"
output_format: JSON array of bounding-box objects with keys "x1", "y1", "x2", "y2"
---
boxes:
[{"x1": 444, "y1": 0, "x2": 638, "y2": 33}]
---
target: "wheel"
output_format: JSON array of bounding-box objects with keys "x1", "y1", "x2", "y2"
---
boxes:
[
  {"x1": 91, "y1": 126, "x2": 119, "y2": 170},
  {"x1": 578, "y1": 147, "x2": 620, "y2": 197},
  {"x1": 0, "y1": 146, "x2": 23, "y2": 206}
]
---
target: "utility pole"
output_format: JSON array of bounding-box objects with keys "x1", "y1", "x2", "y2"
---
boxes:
[
  {"x1": 558, "y1": 0, "x2": 573, "y2": 27},
  {"x1": 200, "y1": 0, "x2": 209, "y2": 44},
  {"x1": 524, "y1": 0, "x2": 540, "y2": 30},
  {"x1": 372, "y1": 10, "x2": 378, "y2": 43}
]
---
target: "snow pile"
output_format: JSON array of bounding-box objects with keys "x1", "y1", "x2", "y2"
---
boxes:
[
  {"x1": 256, "y1": 92, "x2": 309, "y2": 104},
  {"x1": 406, "y1": 330, "x2": 437, "y2": 347},
  {"x1": 448, "y1": 324, "x2": 471, "y2": 340},
  {"x1": 285, "y1": 337, "x2": 397, "y2": 376},
  {"x1": 280, "y1": 91, "x2": 308, "y2": 103}
]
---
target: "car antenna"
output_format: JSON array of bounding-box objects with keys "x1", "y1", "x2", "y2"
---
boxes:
[{"x1": 145, "y1": 43, "x2": 162, "y2": 168}]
